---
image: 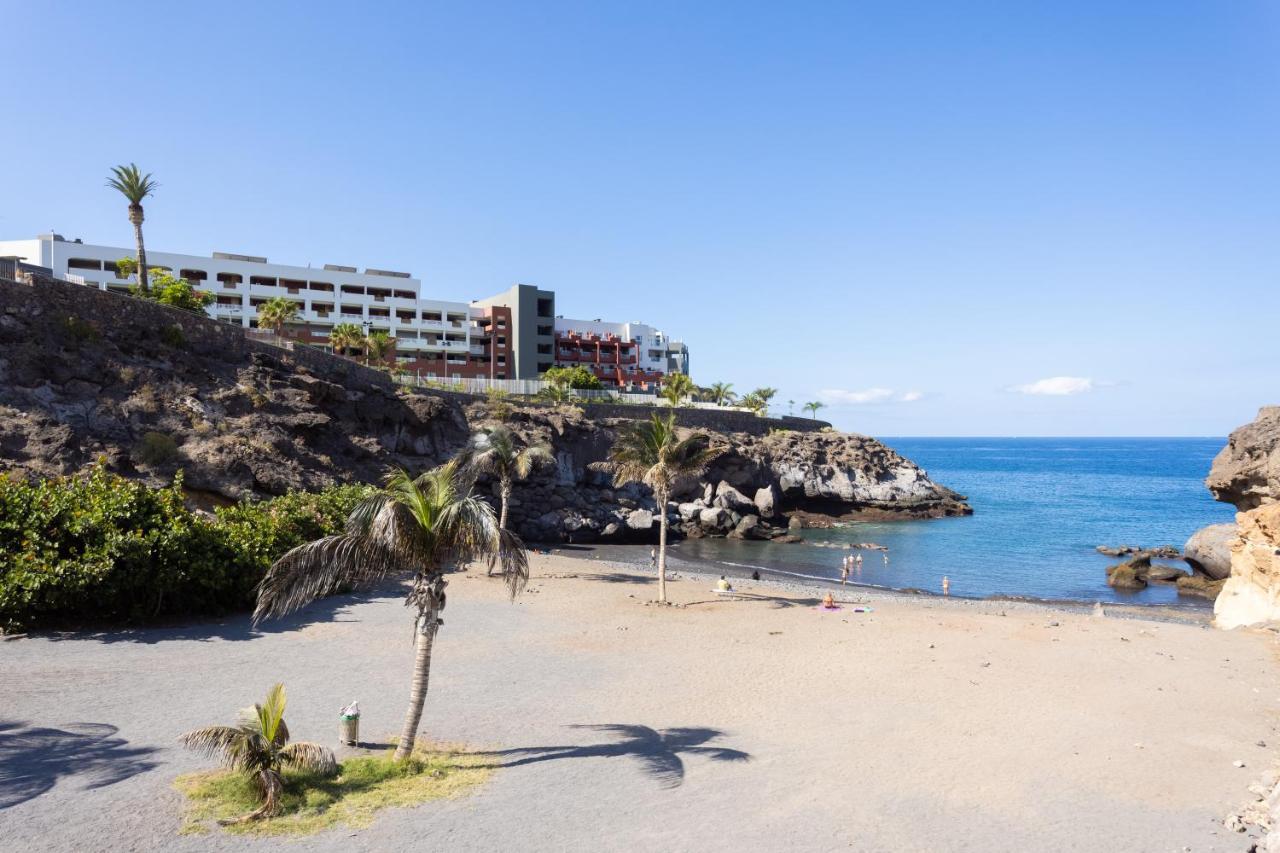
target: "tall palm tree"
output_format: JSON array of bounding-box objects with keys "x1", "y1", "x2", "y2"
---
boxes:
[
  {"x1": 179, "y1": 683, "x2": 336, "y2": 824},
  {"x1": 364, "y1": 331, "x2": 394, "y2": 366},
  {"x1": 708, "y1": 382, "x2": 735, "y2": 407},
  {"x1": 610, "y1": 412, "x2": 716, "y2": 603},
  {"x1": 254, "y1": 460, "x2": 528, "y2": 762},
  {"x1": 329, "y1": 322, "x2": 363, "y2": 357},
  {"x1": 803, "y1": 401, "x2": 826, "y2": 419},
  {"x1": 258, "y1": 297, "x2": 299, "y2": 336},
  {"x1": 106, "y1": 164, "x2": 158, "y2": 296},
  {"x1": 661, "y1": 373, "x2": 695, "y2": 407},
  {"x1": 468, "y1": 426, "x2": 553, "y2": 574}
]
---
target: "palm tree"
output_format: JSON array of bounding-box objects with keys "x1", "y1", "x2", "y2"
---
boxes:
[
  {"x1": 661, "y1": 373, "x2": 695, "y2": 407},
  {"x1": 106, "y1": 164, "x2": 159, "y2": 296},
  {"x1": 787, "y1": 399, "x2": 795, "y2": 416},
  {"x1": 739, "y1": 392, "x2": 765, "y2": 416},
  {"x1": 708, "y1": 382, "x2": 735, "y2": 407},
  {"x1": 468, "y1": 426, "x2": 553, "y2": 574},
  {"x1": 254, "y1": 460, "x2": 528, "y2": 762},
  {"x1": 803, "y1": 401, "x2": 826, "y2": 419},
  {"x1": 179, "y1": 683, "x2": 336, "y2": 824},
  {"x1": 610, "y1": 412, "x2": 716, "y2": 603},
  {"x1": 258, "y1": 297, "x2": 299, "y2": 336},
  {"x1": 329, "y1": 322, "x2": 363, "y2": 357},
  {"x1": 364, "y1": 331, "x2": 395, "y2": 366},
  {"x1": 750, "y1": 387, "x2": 777, "y2": 417}
]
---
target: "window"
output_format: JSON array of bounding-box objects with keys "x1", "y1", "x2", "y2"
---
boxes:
[
  {"x1": 537, "y1": 362, "x2": 552, "y2": 373},
  {"x1": 537, "y1": 298, "x2": 553, "y2": 317},
  {"x1": 249, "y1": 275, "x2": 277, "y2": 287},
  {"x1": 537, "y1": 344, "x2": 551, "y2": 354},
  {"x1": 68, "y1": 258, "x2": 102, "y2": 271},
  {"x1": 497, "y1": 336, "x2": 506, "y2": 345},
  {"x1": 497, "y1": 356, "x2": 506, "y2": 365},
  {"x1": 537, "y1": 325, "x2": 552, "y2": 336},
  {"x1": 217, "y1": 273, "x2": 242, "y2": 288},
  {"x1": 180, "y1": 268, "x2": 208, "y2": 281}
]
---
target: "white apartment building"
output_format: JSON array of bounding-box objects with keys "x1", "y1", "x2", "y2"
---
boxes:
[
  {"x1": 552, "y1": 316, "x2": 690, "y2": 387},
  {"x1": 0, "y1": 233, "x2": 476, "y2": 367}
]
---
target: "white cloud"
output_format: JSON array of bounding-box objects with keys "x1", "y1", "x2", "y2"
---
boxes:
[
  {"x1": 1009, "y1": 376, "x2": 1094, "y2": 396},
  {"x1": 817, "y1": 388, "x2": 899, "y2": 405},
  {"x1": 898, "y1": 391, "x2": 924, "y2": 403}
]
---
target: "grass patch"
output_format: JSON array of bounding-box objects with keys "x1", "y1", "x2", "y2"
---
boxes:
[{"x1": 175, "y1": 743, "x2": 491, "y2": 837}]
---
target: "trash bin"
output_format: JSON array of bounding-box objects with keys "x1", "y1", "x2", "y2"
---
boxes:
[{"x1": 339, "y1": 701, "x2": 360, "y2": 746}]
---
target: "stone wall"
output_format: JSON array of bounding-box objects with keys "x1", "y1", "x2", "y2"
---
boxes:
[{"x1": 567, "y1": 404, "x2": 830, "y2": 436}]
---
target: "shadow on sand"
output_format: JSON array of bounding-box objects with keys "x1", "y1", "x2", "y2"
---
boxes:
[
  {"x1": 0, "y1": 721, "x2": 160, "y2": 809},
  {"x1": 39, "y1": 580, "x2": 408, "y2": 645},
  {"x1": 472, "y1": 724, "x2": 749, "y2": 788}
]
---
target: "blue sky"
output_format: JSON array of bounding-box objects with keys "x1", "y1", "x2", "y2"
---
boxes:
[{"x1": 5, "y1": 1, "x2": 1278, "y2": 436}]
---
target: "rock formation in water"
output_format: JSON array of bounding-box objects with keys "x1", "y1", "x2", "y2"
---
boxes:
[
  {"x1": 1206, "y1": 407, "x2": 1280, "y2": 629},
  {"x1": 0, "y1": 274, "x2": 970, "y2": 540}
]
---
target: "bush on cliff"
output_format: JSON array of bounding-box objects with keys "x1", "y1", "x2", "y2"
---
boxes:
[{"x1": 0, "y1": 465, "x2": 372, "y2": 632}]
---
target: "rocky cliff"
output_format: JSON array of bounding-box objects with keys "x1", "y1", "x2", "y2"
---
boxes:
[
  {"x1": 1206, "y1": 407, "x2": 1280, "y2": 630},
  {"x1": 0, "y1": 274, "x2": 969, "y2": 539}
]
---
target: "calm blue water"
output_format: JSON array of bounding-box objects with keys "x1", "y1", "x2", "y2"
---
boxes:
[{"x1": 667, "y1": 438, "x2": 1235, "y2": 605}]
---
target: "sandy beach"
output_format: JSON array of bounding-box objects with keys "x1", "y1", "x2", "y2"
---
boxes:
[{"x1": 2, "y1": 551, "x2": 1277, "y2": 852}]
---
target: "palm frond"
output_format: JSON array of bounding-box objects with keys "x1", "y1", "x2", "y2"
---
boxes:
[
  {"x1": 178, "y1": 725, "x2": 247, "y2": 761},
  {"x1": 106, "y1": 163, "x2": 158, "y2": 203},
  {"x1": 279, "y1": 741, "x2": 338, "y2": 776},
  {"x1": 258, "y1": 683, "x2": 287, "y2": 745},
  {"x1": 253, "y1": 534, "x2": 399, "y2": 623},
  {"x1": 515, "y1": 444, "x2": 554, "y2": 479}
]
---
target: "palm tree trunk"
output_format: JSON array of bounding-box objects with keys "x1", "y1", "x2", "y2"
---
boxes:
[
  {"x1": 488, "y1": 481, "x2": 511, "y2": 577},
  {"x1": 656, "y1": 487, "x2": 668, "y2": 603},
  {"x1": 394, "y1": 606, "x2": 440, "y2": 761},
  {"x1": 133, "y1": 218, "x2": 149, "y2": 296}
]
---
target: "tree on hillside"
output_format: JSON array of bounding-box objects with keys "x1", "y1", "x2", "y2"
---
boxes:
[
  {"x1": 543, "y1": 365, "x2": 602, "y2": 390},
  {"x1": 329, "y1": 323, "x2": 363, "y2": 357},
  {"x1": 803, "y1": 401, "x2": 826, "y2": 419},
  {"x1": 106, "y1": 164, "x2": 159, "y2": 296},
  {"x1": 739, "y1": 392, "x2": 765, "y2": 416},
  {"x1": 116, "y1": 258, "x2": 213, "y2": 313},
  {"x1": 749, "y1": 387, "x2": 777, "y2": 417},
  {"x1": 610, "y1": 412, "x2": 716, "y2": 603},
  {"x1": 258, "y1": 297, "x2": 299, "y2": 336},
  {"x1": 364, "y1": 331, "x2": 395, "y2": 366},
  {"x1": 467, "y1": 426, "x2": 553, "y2": 574},
  {"x1": 180, "y1": 683, "x2": 336, "y2": 824},
  {"x1": 661, "y1": 373, "x2": 695, "y2": 407},
  {"x1": 254, "y1": 461, "x2": 528, "y2": 762},
  {"x1": 708, "y1": 382, "x2": 736, "y2": 407}
]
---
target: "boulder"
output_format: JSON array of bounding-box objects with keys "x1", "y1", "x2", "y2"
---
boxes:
[
  {"x1": 728, "y1": 514, "x2": 760, "y2": 540},
  {"x1": 1207, "y1": 406, "x2": 1280, "y2": 511},
  {"x1": 772, "y1": 533, "x2": 803, "y2": 544},
  {"x1": 1214, "y1": 504, "x2": 1280, "y2": 628},
  {"x1": 1177, "y1": 573, "x2": 1227, "y2": 600},
  {"x1": 626, "y1": 509, "x2": 655, "y2": 531},
  {"x1": 1140, "y1": 564, "x2": 1188, "y2": 583},
  {"x1": 1106, "y1": 559, "x2": 1147, "y2": 590},
  {"x1": 713, "y1": 481, "x2": 756, "y2": 513},
  {"x1": 677, "y1": 502, "x2": 702, "y2": 523},
  {"x1": 698, "y1": 507, "x2": 732, "y2": 531},
  {"x1": 753, "y1": 484, "x2": 779, "y2": 518},
  {"x1": 1184, "y1": 523, "x2": 1236, "y2": 580}
]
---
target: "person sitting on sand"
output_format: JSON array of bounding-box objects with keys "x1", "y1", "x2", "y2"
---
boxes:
[
  {"x1": 751, "y1": 570, "x2": 760, "y2": 581},
  {"x1": 822, "y1": 592, "x2": 837, "y2": 609},
  {"x1": 717, "y1": 575, "x2": 732, "y2": 592}
]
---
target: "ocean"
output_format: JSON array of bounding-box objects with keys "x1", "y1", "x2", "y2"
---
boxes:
[{"x1": 658, "y1": 437, "x2": 1236, "y2": 606}]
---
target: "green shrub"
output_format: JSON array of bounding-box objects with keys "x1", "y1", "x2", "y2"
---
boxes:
[
  {"x1": 0, "y1": 466, "x2": 373, "y2": 632},
  {"x1": 134, "y1": 431, "x2": 181, "y2": 466},
  {"x1": 160, "y1": 325, "x2": 186, "y2": 349}
]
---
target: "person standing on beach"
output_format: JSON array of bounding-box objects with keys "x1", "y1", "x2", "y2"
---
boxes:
[
  {"x1": 650, "y1": 547, "x2": 657, "y2": 571},
  {"x1": 840, "y1": 562, "x2": 850, "y2": 585}
]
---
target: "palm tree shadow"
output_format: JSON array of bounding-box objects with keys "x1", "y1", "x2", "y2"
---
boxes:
[
  {"x1": 0, "y1": 721, "x2": 160, "y2": 809},
  {"x1": 472, "y1": 724, "x2": 749, "y2": 788}
]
